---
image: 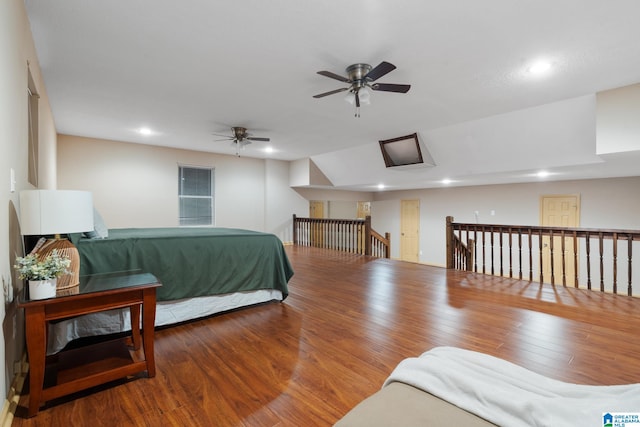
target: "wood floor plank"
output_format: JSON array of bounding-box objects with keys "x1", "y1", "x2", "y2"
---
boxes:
[{"x1": 12, "y1": 246, "x2": 640, "y2": 426}]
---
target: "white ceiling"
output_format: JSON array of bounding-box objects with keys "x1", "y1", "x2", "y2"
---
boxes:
[{"x1": 25, "y1": 0, "x2": 640, "y2": 191}]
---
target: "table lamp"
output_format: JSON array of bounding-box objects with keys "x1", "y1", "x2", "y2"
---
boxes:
[{"x1": 19, "y1": 190, "x2": 94, "y2": 289}]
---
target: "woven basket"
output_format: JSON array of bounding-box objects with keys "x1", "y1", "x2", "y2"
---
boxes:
[{"x1": 36, "y1": 238, "x2": 80, "y2": 290}]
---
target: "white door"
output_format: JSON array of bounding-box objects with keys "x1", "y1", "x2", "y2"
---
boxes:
[
  {"x1": 540, "y1": 194, "x2": 580, "y2": 285},
  {"x1": 400, "y1": 200, "x2": 420, "y2": 262}
]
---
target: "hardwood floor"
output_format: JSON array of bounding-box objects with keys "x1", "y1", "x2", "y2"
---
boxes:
[{"x1": 12, "y1": 246, "x2": 640, "y2": 426}]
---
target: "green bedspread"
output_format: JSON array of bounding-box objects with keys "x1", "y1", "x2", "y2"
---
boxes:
[{"x1": 72, "y1": 228, "x2": 293, "y2": 302}]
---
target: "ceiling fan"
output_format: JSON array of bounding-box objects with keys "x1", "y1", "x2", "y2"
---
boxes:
[
  {"x1": 213, "y1": 126, "x2": 270, "y2": 156},
  {"x1": 313, "y1": 61, "x2": 411, "y2": 117}
]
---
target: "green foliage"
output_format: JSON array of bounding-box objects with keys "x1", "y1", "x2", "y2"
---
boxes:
[{"x1": 13, "y1": 249, "x2": 71, "y2": 280}]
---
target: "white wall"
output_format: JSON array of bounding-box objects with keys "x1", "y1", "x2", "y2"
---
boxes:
[
  {"x1": 265, "y1": 159, "x2": 309, "y2": 242},
  {"x1": 328, "y1": 201, "x2": 358, "y2": 219},
  {"x1": 57, "y1": 135, "x2": 308, "y2": 240},
  {"x1": 373, "y1": 177, "x2": 640, "y2": 266},
  {"x1": 292, "y1": 188, "x2": 372, "y2": 203},
  {"x1": 1, "y1": 0, "x2": 57, "y2": 398},
  {"x1": 289, "y1": 158, "x2": 310, "y2": 187},
  {"x1": 597, "y1": 83, "x2": 640, "y2": 154}
]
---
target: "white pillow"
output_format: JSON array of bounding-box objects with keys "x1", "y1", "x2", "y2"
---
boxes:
[{"x1": 84, "y1": 208, "x2": 109, "y2": 239}]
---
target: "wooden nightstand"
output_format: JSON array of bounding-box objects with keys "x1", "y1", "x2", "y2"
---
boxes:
[{"x1": 18, "y1": 271, "x2": 161, "y2": 417}]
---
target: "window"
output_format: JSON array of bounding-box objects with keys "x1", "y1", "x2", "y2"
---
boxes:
[{"x1": 178, "y1": 166, "x2": 214, "y2": 226}]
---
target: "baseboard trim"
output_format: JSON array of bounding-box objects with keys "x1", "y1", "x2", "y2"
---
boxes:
[{"x1": 1, "y1": 354, "x2": 28, "y2": 427}]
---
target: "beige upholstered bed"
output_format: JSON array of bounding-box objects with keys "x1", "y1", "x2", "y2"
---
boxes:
[
  {"x1": 335, "y1": 381, "x2": 496, "y2": 427},
  {"x1": 335, "y1": 347, "x2": 640, "y2": 427}
]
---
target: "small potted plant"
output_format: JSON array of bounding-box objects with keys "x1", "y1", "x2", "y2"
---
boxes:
[{"x1": 14, "y1": 249, "x2": 71, "y2": 299}]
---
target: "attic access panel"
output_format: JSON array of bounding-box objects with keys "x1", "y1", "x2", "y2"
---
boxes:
[{"x1": 379, "y1": 133, "x2": 425, "y2": 168}]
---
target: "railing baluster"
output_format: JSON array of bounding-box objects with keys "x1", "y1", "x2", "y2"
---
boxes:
[
  {"x1": 539, "y1": 229, "x2": 544, "y2": 284},
  {"x1": 549, "y1": 229, "x2": 555, "y2": 285},
  {"x1": 350, "y1": 220, "x2": 353, "y2": 252},
  {"x1": 326, "y1": 219, "x2": 329, "y2": 249},
  {"x1": 508, "y1": 228, "x2": 513, "y2": 278},
  {"x1": 322, "y1": 219, "x2": 326, "y2": 249},
  {"x1": 599, "y1": 232, "x2": 605, "y2": 292},
  {"x1": 598, "y1": 233, "x2": 604, "y2": 292},
  {"x1": 528, "y1": 228, "x2": 533, "y2": 282},
  {"x1": 499, "y1": 230, "x2": 503, "y2": 277},
  {"x1": 350, "y1": 222, "x2": 354, "y2": 253},
  {"x1": 613, "y1": 232, "x2": 618, "y2": 294},
  {"x1": 482, "y1": 229, "x2": 486, "y2": 275},
  {"x1": 490, "y1": 227, "x2": 495, "y2": 275},
  {"x1": 573, "y1": 231, "x2": 579, "y2": 288},
  {"x1": 561, "y1": 230, "x2": 566, "y2": 287},
  {"x1": 473, "y1": 227, "x2": 478, "y2": 273},
  {"x1": 329, "y1": 220, "x2": 334, "y2": 250},
  {"x1": 586, "y1": 232, "x2": 591, "y2": 290},
  {"x1": 628, "y1": 235, "x2": 633, "y2": 296},
  {"x1": 518, "y1": 229, "x2": 522, "y2": 280}
]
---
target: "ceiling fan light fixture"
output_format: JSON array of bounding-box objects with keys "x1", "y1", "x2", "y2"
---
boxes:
[
  {"x1": 344, "y1": 91, "x2": 356, "y2": 105},
  {"x1": 359, "y1": 87, "x2": 371, "y2": 105},
  {"x1": 314, "y1": 61, "x2": 410, "y2": 117}
]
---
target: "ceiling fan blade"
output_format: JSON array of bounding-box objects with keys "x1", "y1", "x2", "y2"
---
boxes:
[
  {"x1": 313, "y1": 87, "x2": 349, "y2": 98},
  {"x1": 246, "y1": 137, "x2": 270, "y2": 142},
  {"x1": 371, "y1": 83, "x2": 411, "y2": 93},
  {"x1": 317, "y1": 70, "x2": 350, "y2": 83},
  {"x1": 365, "y1": 61, "x2": 396, "y2": 81},
  {"x1": 214, "y1": 137, "x2": 234, "y2": 142}
]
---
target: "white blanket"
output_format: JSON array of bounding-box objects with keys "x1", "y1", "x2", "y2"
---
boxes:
[{"x1": 383, "y1": 347, "x2": 640, "y2": 427}]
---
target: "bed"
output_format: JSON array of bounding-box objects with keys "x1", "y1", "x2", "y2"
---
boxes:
[
  {"x1": 335, "y1": 347, "x2": 640, "y2": 427},
  {"x1": 47, "y1": 227, "x2": 293, "y2": 354}
]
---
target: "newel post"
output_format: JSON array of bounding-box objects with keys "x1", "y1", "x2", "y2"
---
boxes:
[
  {"x1": 292, "y1": 214, "x2": 297, "y2": 245},
  {"x1": 446, "y1": 216, "x2": 454, "y2": 269},
  {"x1": 385, "y1": 232, "x2": 391, "y2": 259},
  {"x1": 364, "y1": 215, "x2": 372, "y2": 256}
]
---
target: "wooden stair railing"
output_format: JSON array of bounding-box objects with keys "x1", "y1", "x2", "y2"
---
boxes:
[
  {"x1": 446, "y1": 216, "x2": 640, "y2": 296},
  {"x1": 293, "y1": 214, "x2": 390, "y2": 258}
]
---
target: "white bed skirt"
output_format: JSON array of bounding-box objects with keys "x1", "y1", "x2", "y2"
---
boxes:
[{"x1": 47, "y1": 289, "x2": 283, "y2": 354}]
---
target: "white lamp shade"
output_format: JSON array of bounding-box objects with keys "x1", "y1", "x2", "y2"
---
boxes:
[
  {"x1": 19, "y1": 190, "x2": 94, "y2": 235},
  {"x1": 344, "y1": 91, "x2": 355, "y2": 105},
  {"x1": 359, "y1": 87, "x2": 371, "y2": 105}
]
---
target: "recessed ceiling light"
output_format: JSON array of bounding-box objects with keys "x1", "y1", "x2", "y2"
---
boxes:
[
  {"x1": 377, "y1": 184, "x2": 385, "y2": 190},
  {"x1": 138, "y1": 127, "x2": 152, "y2": 136},
  {"x1": 441, "y1": 178, "x2": 452, "y2": 185},
  {"x1": 263, "y1": 146, "x2": 274, "y2": 153},
  {"x1": 537, "y1": 170, "x2": 550, "y2": 178},
  {"x1": 527, "y1": 61, "x2": 552, "y2": 75}
]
